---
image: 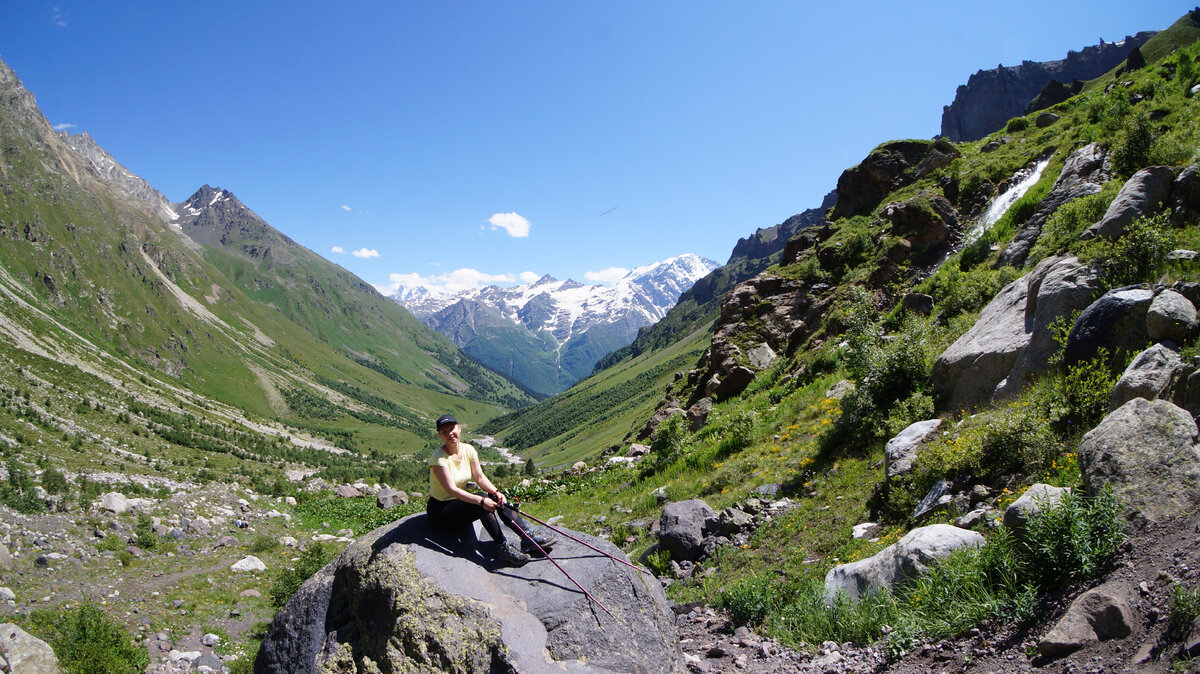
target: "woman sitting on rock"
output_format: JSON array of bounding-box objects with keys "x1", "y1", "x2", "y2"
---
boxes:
[{"x1": 426, "y1": 414, "x2": 555, "y2": 566}]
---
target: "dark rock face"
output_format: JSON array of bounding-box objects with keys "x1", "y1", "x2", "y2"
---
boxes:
[
  {"x1": 728, "y1": 191, "x2": 836, "y2": 264},
  {"x1": 256, "y1": 514, "x2": 680, "y2": 674},
  {"x1": 940, "y1": 32, "x2": 1156, "y2": 142},
  {"x1": 829, "y1": 140, "x2": 960, "y2": 221},
  {"x1": 659, "y1": 499, "x2": 715, "y2": 562},
  {"x1": 1064, "y1": 287, "x2": 1154, "y2": 367}
]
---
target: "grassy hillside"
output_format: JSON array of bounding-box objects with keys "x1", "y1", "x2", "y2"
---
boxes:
[{"x1": 481, "y1": 324, "x2": 713, "y2": 468}]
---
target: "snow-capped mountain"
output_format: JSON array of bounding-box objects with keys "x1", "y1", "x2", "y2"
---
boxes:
[{"x1": 388, "y1": 254, "x2": 720, "y2": 396}]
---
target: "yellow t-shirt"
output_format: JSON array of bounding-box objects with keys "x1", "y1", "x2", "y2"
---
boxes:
[{"x1": 428, "y1": 443, "x2": 478, "y2": 502}]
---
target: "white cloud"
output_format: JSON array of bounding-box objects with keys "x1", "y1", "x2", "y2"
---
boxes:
[
  {"x1": 330, "y1": 246, "x2": 346, "y2": 254},
  {"x1": 340, "y1": 204, "x2": 352, "y2": 212},
  {"x1": 519, "y1": 271, "x2": 539, "y2": 284},
  {"x1": 52, "y1": 7, "x2": 67, "y2": 27},
  {"x1": 377, "y1": 268, "x2": 515, "y2": 296},
  {"x1": 351, "y1": 248, "x2": 380, "y2": 259},
  {"x1": 585, "y1": 267, "x2": 629, "y2": 284},
  {"x1": 53, "y1": 123, "x2": 75, "y2": 131},
  {"x1": 487, "y1": 212, "x2": 531, "y2": 238}
]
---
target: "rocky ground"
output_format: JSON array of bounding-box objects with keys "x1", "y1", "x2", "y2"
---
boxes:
[
  {"x1": 3, "y1": 478, "x2": 1200, "y2": 673},
  {"x1": 673, "y1": 509, "x2": 1200, "y2": 674}
]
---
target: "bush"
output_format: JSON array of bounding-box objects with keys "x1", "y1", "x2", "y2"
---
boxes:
[
  {"x1": 1170, "y1": 583, "x2": 1200, "y2": 632},
  {"x1": 27, "y1": 603, "x2": 149, "y2": 674},
  {"x1": 1, "y1": 458, "x2": 46, "y2": 514},
  {"x1": 1035, "y1": 350, "x2": 1121, "y2": 435},
  {"x1": 1027, "y1": 182, "x2": 1121, "y2": 263},
  {"x1": 650, "y1": 414, "x2": 690, "y2": 466},
  {"x1": 1111, "y1": 114, "x2": 1156, "y2": 178},
  {"x1": 1078, "y1": 212, "x2": 1174, "y2": 290},
  {"x1": 717, "y1": 410, "x2": 757, "y2": 456},
  {"x1": 1022, "y1": 487, "x2": 1125, "y2": 590},
  {"x1": 134, "y1": 513, "x2": 158, "y2": 551},
  {"x1": 722, "y1": 573, "x2": 775, "y2": 625},
  {"x1": 269, "y1": 542, "x2": 334, "y2": 608},
  {"x1": 1005, "y1": 117, "x2": 1030, "y2": 132}
]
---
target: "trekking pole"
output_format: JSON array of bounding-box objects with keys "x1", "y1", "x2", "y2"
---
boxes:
[
  {"x1": 507, "y1": 515, "x2": 613, "y2": 617},
  {"x1": 503, "y1": 503, "x2": 654, "y2": 577}
]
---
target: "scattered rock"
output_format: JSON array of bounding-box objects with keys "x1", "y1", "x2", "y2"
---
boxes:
[
  {"x1": 884, "y1": 419, "x2": 942, "y2": 479},
  {"x1": 1147, "y1": 289, "x2": 1199, "y2": 345},
  {"x1": 1064, "y1": 286, "x2": 1154, "y2": 367},
  {"x1": 1109, "y1": 342, "x2": 1182, "y2": 411},
  {"x1": 824, "y1": 524, "x2": 984, "y2": 602},
  {"x1": 0, "y1": 623, "x2": 59, "y2": 673},
  {"x1": 1003, "y1": 483, "x2": 1070, "y2": 533},
  {"x1": 334, "y1": 484, "x2": 363, "y2": 499},
  {"x1": 1086, "y1": 165, "x2": 1175, "y2": 240},
  {"x1": 231, "y1": 555, "x2": 267, "y2": 573},
  {"x1": 660, "y1": 500, "x2": 716, "y2": 562},
  {"x1": 98, "y1": 491, "x2": 128, "y2": 514},
  {"x1": 375, "y1": 487, "x2": 408, "y2": 509},
  {"x1": 1038, "y1": 583, "x2": 1136, "y2": 657}
]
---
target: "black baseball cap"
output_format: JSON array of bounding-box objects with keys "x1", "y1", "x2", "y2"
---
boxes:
[{"x1": 435, "y1": 414, "x2": 457, "y2": 430}]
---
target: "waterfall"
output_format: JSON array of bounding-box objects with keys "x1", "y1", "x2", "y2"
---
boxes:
[{"x1": 964, "y1": 157, "x2": 1051, "y2": 244}]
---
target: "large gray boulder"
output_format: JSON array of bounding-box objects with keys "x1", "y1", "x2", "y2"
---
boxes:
[
  {"x1": 933, "y1": 255, "x2": 1098, "y2": 411},
  {"x1": 1086, "y1": 165, "x2": 1175, "y2": 239},
  {"x1": 0, "y1": 623, "x2": 59, "y2": 673},
  {"x1": 824, "y1": 524, "x2": 983, "y2": 603},
  {"x1": 1078, "y1": 398, "x2": 1200, "y2": 526},
  {"x1": 1147, "y1": 289, "x2": 1199, "y2": 345},
  {"x1": 1109, "y1": 342, "x2": 1182, "y2": 411},
  {"x1": 1037, "y1": 583, "x2": 1136, "y2": 657},
  {"x1": 256, "y1": 514, "x2": 680, "y2": 674},
  {"x1": 658, "y1": 499, "x2": 715, "y2": 562},
  {"x1": 884, "y1": 419, "x2": 942, "y2": 479},
  {"x1": 1170, "y1": 164, "x2": 1200, "y2": 226},
  {"x1": 1064, "y1": 287, "x2": 1153, "y2": 367}
]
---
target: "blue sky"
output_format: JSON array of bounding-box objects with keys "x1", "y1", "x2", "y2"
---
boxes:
[{"x1": 0, "y1": 2, "x2": 1189, "y2": 294}]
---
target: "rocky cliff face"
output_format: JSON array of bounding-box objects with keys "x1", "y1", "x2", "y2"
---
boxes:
[
  {"x1": 56, "y1": 130, "x2": 175, "y2": 221},
  {"x1": 940, "y1": 32, "x2": 1155, "y2": 142},
  {"x1": 726, "y1": 191, "x2": 837, "y2": 264}
]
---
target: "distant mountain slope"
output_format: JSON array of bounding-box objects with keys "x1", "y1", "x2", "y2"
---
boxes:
[
  {"x1": 940, "y1": 31, "x2": 1155, "y2": 141},
  {"x1": 594, "y1": 191, "x2": 835, "y2": 373},
  {"x1": 390, "y1": 255, "x2": 719, "y2": 396},
  {"x1": 0, "y1": 54, "x2": 532, "y2": 461}
]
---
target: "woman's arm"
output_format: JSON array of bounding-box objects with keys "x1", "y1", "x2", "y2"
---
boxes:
[
  {"x1": 430, "y1": 465, "x2": 497, "y2": 511},
  {"x1": 470, "y1": 456, "x2": 507, "y2": 506}
]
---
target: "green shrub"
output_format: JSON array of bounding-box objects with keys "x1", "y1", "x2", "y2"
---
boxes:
[
  {"x1": 722, "y1": 573, "x2": 776, "y2": 625},
  {"x1": 650, "y1": 414, "x2": 690, "y2": 467},
  {"x1": 1005, "y1": 117, "x2": 1030, "y2": 132},
  {"x1": 251, "y1": 534, "x2": 279, "y2": 554},
  {"x1": 134, "y1": 513, "x2": 158, "y2": 551},
  {"x1": 2, "y1": 459, "x2": 47, "y2": 514},
  {"x1": 1027, "y1": 181, "x2": 1121, "y2": 263},
  {"x1": 717, "y1": 410, "x2": 757, "y2": 456},
  {"x1": 1111, "y1": 114, "x2": 1156, "y2": 178},
  {"x1": 1022, "y1": 487, "x2": 1124, "y2": 590},
  {"x1": 1078, "y1": 212, "x2": 1174, "y2": 290},
  {"x1": 41, "y1": 466, "x2": 70, "y2": 495},
  {"x1": 269, "y1": 542, "x2": 333, "y2": 608},
  {"x1": 923, "y1": 264, "x2": 1021, "y2": 320},
  {"x1": 27, "y1": 603, "x2": 149, "y2": 674},
  {"x1": 1170, "y1": 583, "x2": 1200, "y2": 632},
  {"x1": 1036, "y1": 350, "x2": 1121, "y2": 435},
  {"x1": 644, "y1": 547, "x2": 672, "y2": 577}
]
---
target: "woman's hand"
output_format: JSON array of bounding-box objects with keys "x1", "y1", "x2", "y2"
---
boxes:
[
  {"x1": 492, "y1": 491, "x2": 508, "y2": 506},
  {"x1": 480, "y1": 496, "x2": 498, "y2": 513}
]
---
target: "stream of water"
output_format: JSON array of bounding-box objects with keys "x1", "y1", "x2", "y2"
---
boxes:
[{"x1": 964, "y1": 157, "x2": 1051, "y2": 244}]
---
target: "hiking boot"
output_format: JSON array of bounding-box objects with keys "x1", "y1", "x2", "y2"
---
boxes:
[
  {"x1": 520, "y1": 530, "x2": 558, "y2": 554},
  {"x1": 496, "y1": 541, "x2": 531, "y2": 567}
]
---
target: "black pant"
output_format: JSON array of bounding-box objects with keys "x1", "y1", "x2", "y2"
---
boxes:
[{"x1": 426, "y1": 494, "x2": 530, "y2": 545}]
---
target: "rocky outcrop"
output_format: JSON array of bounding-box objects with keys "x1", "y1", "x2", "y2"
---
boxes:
[
  {"x1": 998, "y1": 143, "x2": 1111, "y2": 267},
  {"x1": 933, "y1": 255, "x2": 1099, "y2": 411},
  {"x1": 256, "y1": 514, "x2": 680, "y2": 674},
  {"x1": 824, "y1": 524, "x2": 984, "y2": 603},
  {"x1": 1078, "y1": 398, "x2": 1200, "y2": 527},
  {"x1": 1084, "y1": 166, "x2": 1176, "y2": 240},
  {"x1": 940, "y1": 33, "x2": 1155, "y2": 142},
  {"x1": 729, "y1": 191, "x2": 836, "y2": 264},
  {"x1": 829, "y1": 140, "x2": 961, "y2": 221}
]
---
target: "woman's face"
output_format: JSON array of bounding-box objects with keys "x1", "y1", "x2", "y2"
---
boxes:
[{"x1": 438, "y1": 423, "x2": 460, "y2": 445}]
